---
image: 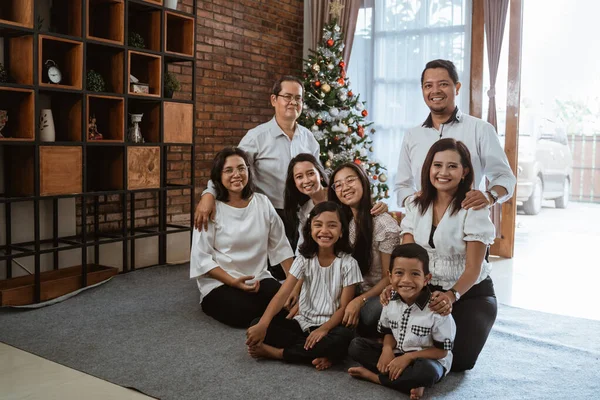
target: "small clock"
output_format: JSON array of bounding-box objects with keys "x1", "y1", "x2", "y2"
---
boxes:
[{"x1": 44, "y1": 60, "x2": 62, "y2": 84}]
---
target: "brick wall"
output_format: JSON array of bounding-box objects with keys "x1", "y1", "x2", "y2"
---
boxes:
[{"x1": 80, "y1": 0, "x2": 304, "y2": 233}]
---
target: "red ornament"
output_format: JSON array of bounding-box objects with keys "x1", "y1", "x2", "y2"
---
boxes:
[
  {"x1": 334, "y1": 136, "x2": 339, "y2": 141},
  {"x1": 373, "y1": 175, "x2": 378, "y2": 180},
  {"x1": 316, "y1": 119, "x2": 323, "y2": 126},
  {"x1": 357, "y1": 126, "x2": 364, "y2": 138},
  {"x1": 354, "y1": 159, "x2": 361, "y2": 165},
  {"x1": 327, "y1": 38, "x2": 334, "y2": 47},
  {"x1": 339, "y1": 61, "x2": 346, "y2": 68},
  {"x1": 337, "y1": 78, "x2": 345, "y2": 85},
  {"x1": 361, "y1": 110, "x2": 368, "y2": 117},
  {"x1": 348, "y1": 91, "x2": 353, "y2": 97},
  {"x1": 314, "y1": 81, "x2": 321, "y2": 87}
]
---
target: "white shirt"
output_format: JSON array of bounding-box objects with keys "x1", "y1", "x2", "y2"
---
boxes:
[
  {"x1": 204, "y1": 117, "x2": 320, "y2": 209},
  {"x1": 378, "y1": 287, "x2": 456, "y2": 374},
  {"x1": 349, "y1": 213, "x2": 401, "y2": 292},
  {"x1": 190, "y1": 193, "x2": 294, "y2": 302},
  {"x1": 294, "y1": 199, "x2": 314, "y2": 256},
  {"x1": 290, "y1": 253, "x2": 363, "y2": 331},
  {"x1": 400, "y1": 195, "x2": 496, "y2": 290},
  {"x1": 394, "y1": 109, "x2": 516, "y2": 208}
]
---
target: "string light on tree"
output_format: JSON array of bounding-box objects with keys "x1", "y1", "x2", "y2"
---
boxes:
[{"x1": 298, "y1": 0, "x2": 389, "y2": 200}]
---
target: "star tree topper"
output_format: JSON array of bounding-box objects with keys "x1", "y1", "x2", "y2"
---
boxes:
[{"x1": 329, "y1": 0, "x2": 344, "y2": 20}]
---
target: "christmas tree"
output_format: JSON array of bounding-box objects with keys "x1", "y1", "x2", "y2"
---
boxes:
[{"x1": 298, "y1": 7, "x2": 389, "y2": 201}]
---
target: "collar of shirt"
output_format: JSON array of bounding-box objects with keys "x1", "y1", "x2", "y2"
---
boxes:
[
  {"x1": 422, "y1": 107, "x2": 462, "y2": 128},
  {"x1": 268, "y1": 117, "x2": 299, "y2": 140},
  {"x1": 390, "y1": 286, "x2": 432, "y2": 311}
]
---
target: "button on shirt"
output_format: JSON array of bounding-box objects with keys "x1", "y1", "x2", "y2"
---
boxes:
[
  {"x1": 378, "y1": 287, "x2": 456, "y2": 374},
  {"x1": 205, "y1": 117, "x2": 320, "y2": 209},
  {"x1": 394, "y1": 109, "x2": 516, "y2": 208}
]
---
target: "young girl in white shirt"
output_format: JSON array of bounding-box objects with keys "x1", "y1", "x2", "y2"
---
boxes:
[
  {"x1": 190, "y1": 148, "x2": 294, "y2": 328},
  {"x1": 246, "y1": 201, "x2": 362, "y2": 370},
  {"x1": 396, "y1": 138, "x2": 497, "y2": 372}
]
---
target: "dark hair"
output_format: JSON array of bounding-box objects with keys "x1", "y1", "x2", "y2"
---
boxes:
[
  {"x1": 327, "y1": 162, "x2": 373, "y2": 275},
  {"x1": 298, "y1": 201, "x2": 353, "y2": 258},
  {"x1": 272, "y1": 75, "x2": 304, "y2": 96},
  {"x1": 210, "y1": 147, "x2": 254, "y2": 202},
  {"x1": 283, "y1": 153, "x2": 329, "y2": 245},
  {"x1": 389, "y1": 243, "x2": 430, "y2": 275},
  {"x1": 420, "y1": 59, "x2": 459, "y2": 85},
  {"x1": 413, "y1": 138, "x2": 474, "y2": 216}
]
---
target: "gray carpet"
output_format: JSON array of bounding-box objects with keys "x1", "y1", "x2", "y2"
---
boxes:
[{"x1": 1, "y1": 264, "x2": 599, "y2": 399}]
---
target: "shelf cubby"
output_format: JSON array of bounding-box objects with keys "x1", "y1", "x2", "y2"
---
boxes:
[
  {"x1": 128, "y1": 50, "x2": 161, "y2": 97},
  {"x1": 127, "y1": 3, "x2": 161, "y2": 52},
  {"x1": 38, "y1": 34, "x2": 84, "y2": 90},
  {"x1": 86, "y1": 0, "x2": 125, "y2": 45},
  {"x1": 127, "y1": 146, "x2": 160, "y2": 190},
  {"x1": 0, "y1": 0, "x2": 34, "y2": 29},
  {"x1": 3, "y1": 145, "x2": 35, "y2": 196},
  {"x1": 2, "y1": 35, "x2": 34, "y2": 85},
  {"x1": 38, "y1": 0, "x2": 83, "y2": 37},
  {"x1": 40, "y1": 146, "x2": 83, "y2": 196},
  {"x1": 164, "y1": 11, "x2": 194, "y2": 57},
  {"x1": 0, "y1": 87, "x2": 35, "y2": 141},
  {"x1": 38, "y1": 91, "x2": 83, "y2": 142},
  {"x1": 141, "y1": 0, "x2": 163, "y2": 6},
  {"x1": 87, "y1": 95, "x2": 125, "y2": 142},
  {"x1": 86, "y1": 43, "x2": 125, "y2": 94},
  {"x1": 86, "y1": 146, "x2": 124, "y2": 191},
  {"x1": 127, "y1": 99, "x2": 160, "y2": 143},
  {"x1": 163, "y1": 101, "x2": 192, "y2": 143}
]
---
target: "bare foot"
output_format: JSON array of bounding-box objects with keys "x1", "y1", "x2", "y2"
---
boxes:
[
  {"x1": 410, "y1": 387, "x2": 424, "y2": 399},
  {"x1": 247, "y1": 343, "x2": 283, "y2": 360},
  {"x1": 312, "y1": 357, "x2": 332, "y2": 371},
  {"x1": 348, "y1": 366, "x2": 381, "y2": 385}
]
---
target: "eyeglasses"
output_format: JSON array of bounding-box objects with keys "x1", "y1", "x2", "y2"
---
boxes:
[
  {"x1": 222, "y1": 165, "x2": 248, "y2": 176},
  {"x1": 276, "y1": 94, "x2": 303, "y2": 104},
  {"x1": 332, "y1": 175, "x2": 359, "y2": 192}
]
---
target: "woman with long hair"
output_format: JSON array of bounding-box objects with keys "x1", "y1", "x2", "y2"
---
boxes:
[
  {"x1": 393, "y1": 138, "x2": 497, "y2": 372},
  {"x1": 190, "y1": 147, "x2": 294, "y2": 328},
  {"x1": 328, "y1": 162, "x2": 400, "y2": 337}
]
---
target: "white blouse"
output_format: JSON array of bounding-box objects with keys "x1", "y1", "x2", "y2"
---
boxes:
[
  {"x1": 400, "y1": 196, "x2": 496, "y2": 290},
  {"x1": 190, "y1": 193, "x2": 294, "y2": 302},
  {"x1": 350, "y1": 213, "x2": 401, "y2": 292},
  {"x1": 290, "y1": 253, "x2": 363, "y2": 331}
]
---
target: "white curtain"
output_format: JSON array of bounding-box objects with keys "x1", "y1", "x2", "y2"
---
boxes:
[{"x1": 348, "y1": 0, "x2": 472, "y2": 207}]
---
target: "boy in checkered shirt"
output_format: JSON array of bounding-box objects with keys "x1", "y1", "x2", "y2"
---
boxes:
[{"x1": 348, "y1": 243, "x2": 456, "y2": 399}]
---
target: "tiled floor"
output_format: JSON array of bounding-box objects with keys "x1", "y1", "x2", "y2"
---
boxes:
[{"x1": 1, "y1": 201, "x2": 596, "y2": 398}]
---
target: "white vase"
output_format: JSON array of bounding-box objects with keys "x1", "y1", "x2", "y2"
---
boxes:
[
  {"x1": 165, "y1": 0, "x2": 178, "y2": 9},
  {"x1": 40, "y1": 109, "x2": 55, "y2": 142}
]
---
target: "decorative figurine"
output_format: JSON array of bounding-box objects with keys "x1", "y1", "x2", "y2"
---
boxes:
[
  {"x1": 88, "y1": 115, "x2": 103, "y2": 140},
  {"x1": 128, "y1": 113, "x2": 144, "y2": 143},
  {"x1": 0, "y1": 110, "x2": 7, "y2": 138}
]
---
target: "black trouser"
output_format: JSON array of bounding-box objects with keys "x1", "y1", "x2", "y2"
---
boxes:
[
  {"x1": 349, "y1": 337, "x2": 445, "y2": 393},
  {"x1": 251, "y1": 315, "x2": 355, "y2": 364},
  {"x1": 268, "y1": 208, "x2": 295, "y2": 280},
  {"x1": 201, "y1": 278, "x2": 281, "y2": 328},
  {"x1": 430, "y1": 276, "x2": 497, "y2": 372}
]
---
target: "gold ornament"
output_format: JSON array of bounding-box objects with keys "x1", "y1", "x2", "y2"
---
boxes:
[
  {"x1": 312, "y1": 63, "x2": 320, "y2": 72},
  {"x1": 321, "y1": 83, "x2": 331, "y2": 93},
  {"x1": 329, "y1": 0, "x2": 345, "y2": 20},
  {"x1": 379, "y1": 173, "x2": 388, "y2": 183},
  {"x1": 325, "y1": 160, "x2": 332, "y2": 168}
]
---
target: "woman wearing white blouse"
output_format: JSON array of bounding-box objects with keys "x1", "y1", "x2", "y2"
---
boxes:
[
  {"x1": 396, "y1": 138, "x2": 497, "y2": 372},
  {"x1": 190, "y1": 148, "x2": 294, "y2": 328}
]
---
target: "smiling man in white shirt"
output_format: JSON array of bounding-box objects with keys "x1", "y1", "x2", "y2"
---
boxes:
[{"x1": 394, "y1": 59, "x2": 516, "y2": 210}]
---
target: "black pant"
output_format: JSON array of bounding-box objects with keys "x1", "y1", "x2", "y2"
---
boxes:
[
  {"x1": 349, "y1": 337, "x2": 444, "y2": 393},
  {"x1": 201, "y1": 278, "x2": 281, "y2": 328},
  {"x1": 430, "y1": 276, "x2": 497, "y2": 372},
  {"x1": 251, "y1": 316, "x2": 355, "y2": 364}
]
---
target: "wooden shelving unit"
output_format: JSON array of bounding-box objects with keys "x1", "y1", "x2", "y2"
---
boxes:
[{"x1": 0, "y1": 0, "x2": 197, "y2": 306}]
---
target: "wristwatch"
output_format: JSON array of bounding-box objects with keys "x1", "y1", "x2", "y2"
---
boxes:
[
  {"x1": 448, "y1": 288, "x2": 461, "y2": 302},
  {"x1": 486, "y1": 189, "x2": 499, "y2": 204}
]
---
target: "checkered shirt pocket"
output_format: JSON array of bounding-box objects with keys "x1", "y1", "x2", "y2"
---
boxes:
[
  {"x1": 389, "y1": 320, "x2": 399, "y2": 330},
  {"x1": 410, "y1": 325, "x2": 432, "y2": 337}
]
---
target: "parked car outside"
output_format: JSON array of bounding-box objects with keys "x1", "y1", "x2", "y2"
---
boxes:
[{"x1": 515, "y1": 118, "x2": 573, "y2": 215}]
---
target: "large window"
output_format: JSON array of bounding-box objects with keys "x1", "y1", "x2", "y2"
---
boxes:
[{"x1": 349, "y1": 0, "x2": 471, "y2": 206}]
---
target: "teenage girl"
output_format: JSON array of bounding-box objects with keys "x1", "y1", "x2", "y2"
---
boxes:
[{"x1": 246, "y1": 201, "x2": 363, "y2": 370}]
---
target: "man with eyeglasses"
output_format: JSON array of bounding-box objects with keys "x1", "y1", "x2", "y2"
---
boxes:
[{"x1": 194, "y1": 76, "x2": 320, "y2": 275}]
